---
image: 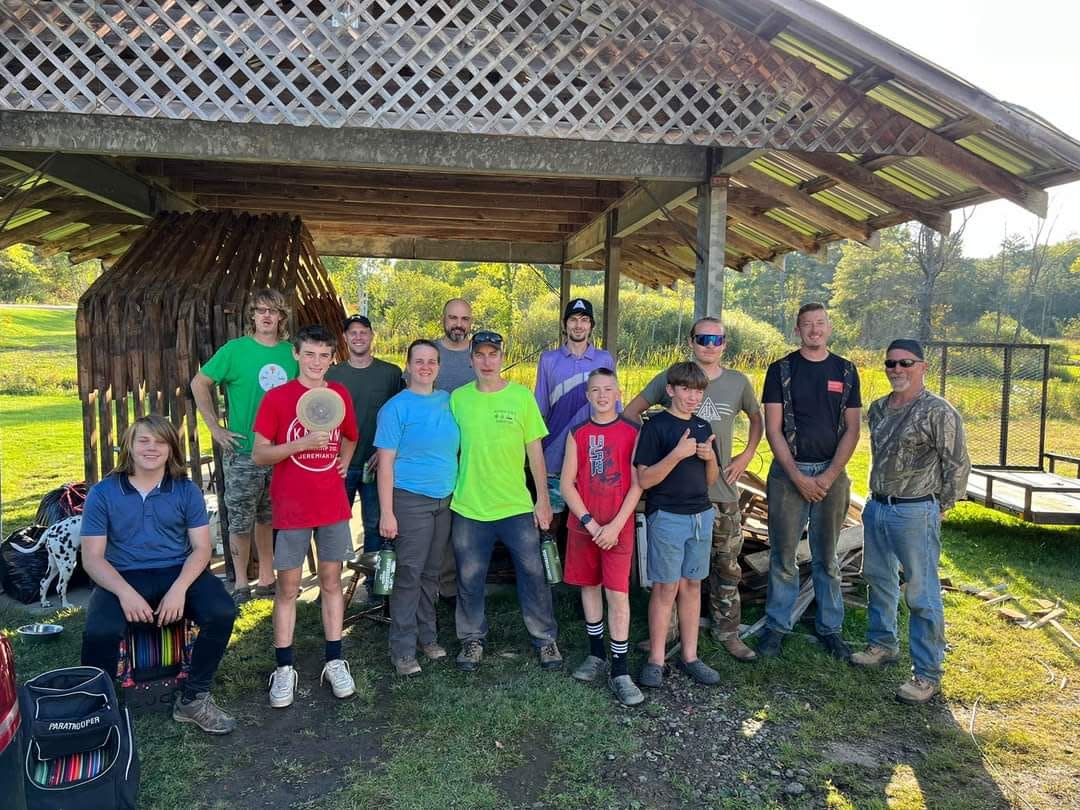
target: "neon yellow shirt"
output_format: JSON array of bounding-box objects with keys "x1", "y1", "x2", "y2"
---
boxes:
[{"x1": 450, "y1": 382, "x2": 548, "y2": 521}]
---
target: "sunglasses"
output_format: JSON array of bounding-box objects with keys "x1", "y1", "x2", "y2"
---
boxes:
[
  {"x1": 692, "y1": 334, "x2": 725, "y2": 347},
  {"x1": 472, "y1": 330, "x2": 504, "y2": 347},
  {"x1": 884, "y1": 358, "x2": 922, "y2": 369}
]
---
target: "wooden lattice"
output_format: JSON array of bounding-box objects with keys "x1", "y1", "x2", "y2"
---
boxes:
[
  {"x1": 0, "y1": 0, "x2": 926, "y2": 154},
  {"x1": 75, "y1": 211, "x2": 345, "y2": 488}
]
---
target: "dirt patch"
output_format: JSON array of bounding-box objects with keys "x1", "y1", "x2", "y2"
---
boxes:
[
  {"x1": 193, "y1": 663, "x2": 389, "y2": 810},
  {"x1": 490, "y1": 733, "x2": 556, "y2": 808}
]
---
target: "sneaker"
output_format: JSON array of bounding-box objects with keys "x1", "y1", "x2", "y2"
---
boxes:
[
  {"x1": 639, "y1": 662, "x2": 665, "y2": 689},
  {"x1": 232, "y1": 585, "x2": 252, "y2": 606},
  {"x1": 608, "y1": 675, "x2": 645, "y2": 706},
  {"x1": 393, "y1": 656, "x2": 422, "y2": 677},
  {"x1": 850, "y1": 644, "x2": 900, "y2": 668},
  {"x1": 756, "y1": 629, "x2": 784, "y2": 658},
  {"x1": 896, "y1": 676, "x2": 940, "y2": 705},
  {"x1": 253, "y1": 582, "x2": 276, "y2": 598},
  {"x1": 676, "y1": 658, "x2": 721, "y2": 686},
  {"x1": 419, "y1": 642, "x2": 448, "y2": 661},
  {"x1": 819, "y1": 633, "x2": 852, "y2": 661},
  {"x1": 268, "y1": 665, "x2": 298, "y2": 708},
  {"x1": 457, "y1": 639, "x2": 484, "y2": 672},
  {"x1": 321, "y1": 659, "x2": 356, "y2": 698},
  {"x1": 538, "y1": 641, "x2": 563, "y2": 671},
  {"x1": 719, "y1": 636, "x2": 758, "y2": 662},
  {"x1": 173, "y1": 692, "x2": 237, "y2": 735},
  {"x1": 571, "y1": 655, "x2": 607, "y2": 682}
]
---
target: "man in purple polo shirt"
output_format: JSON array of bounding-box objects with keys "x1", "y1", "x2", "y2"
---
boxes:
[{"x1": 534, "y1": 298, "x2": 617, "y2": 536}]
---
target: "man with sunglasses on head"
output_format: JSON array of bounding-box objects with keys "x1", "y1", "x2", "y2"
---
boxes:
[
  {"x1": 449, "y1": 330, "x2": 562, "y2": 672},
  {"x1": 851, "y1": 339, "x2": 969, "y2": 706},
  {"x1": 624, "y1": 316, "x2": 763, "y2": 662},
  {"x1": 757, "y1": 303, "x2": 860, "y2": 661}
]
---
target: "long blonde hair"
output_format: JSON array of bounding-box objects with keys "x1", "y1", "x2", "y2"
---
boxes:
[
  {"x1": 115, "y1": 415, "x2": 188, "y2": 480},
  {"x1": 245, "y1": 288, "x2": 291, "y2": 341}
]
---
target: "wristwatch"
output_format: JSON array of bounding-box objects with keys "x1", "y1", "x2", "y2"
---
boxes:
[{"x1": 580, "y1": 513, "x2": 594, "y2": 527}]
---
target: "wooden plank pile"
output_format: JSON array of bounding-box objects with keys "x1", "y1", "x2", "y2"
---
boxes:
[
  {"x1": 946, "y1": 580, "x2": 1080, "y2": 652},
  {"x1": 75, "y1": 211, "x2": 344, "y2": 491}
]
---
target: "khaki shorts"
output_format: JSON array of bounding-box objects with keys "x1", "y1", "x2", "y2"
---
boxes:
[
  {"x1": 274, "y1": 521, "x2": 355, "y2": 571},
  {"x1": 223, "y1": 451, "x2": 273, "y2": 531}
]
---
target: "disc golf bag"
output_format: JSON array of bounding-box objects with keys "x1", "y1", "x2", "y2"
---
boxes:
[
  {"x1": 116, "y1": 620, "x2": 197, "y2": 714},
  {"x1": 19, "y1": 665, "x2": 139, "y2": 809}
]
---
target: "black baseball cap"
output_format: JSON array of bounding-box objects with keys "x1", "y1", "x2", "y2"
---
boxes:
[
  {"x1": 563, "y1": 298, "x2": 594, "y2": 323},
  {"x1": 886, "y1": 338, "x2": 924, "y2": 359},
  {"x1": 343, "y1": 314, "x2": 372, "y2": 331}
]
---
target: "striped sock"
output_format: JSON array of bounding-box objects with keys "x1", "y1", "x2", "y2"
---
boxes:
[
  {"x1": 585, "y1": 620, "x2": 606, "y2": 659},
  {"x1": 610, "y1": 638, "x2": 629, "y2": 678}
]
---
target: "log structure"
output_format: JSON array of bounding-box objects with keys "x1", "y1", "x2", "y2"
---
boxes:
[{"x1": 75, "y1": 211, "x2": 345, "y2": 490}]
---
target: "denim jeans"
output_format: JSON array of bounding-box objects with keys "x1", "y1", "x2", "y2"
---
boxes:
[
  {"x1": 345, "y1": 467, "x2": 382, "y2": 552},
  {"x1": 451, "y1": 512, "x2": 558, "y2": 647},
  {"x1": 765, "y1": 460, "x2": 849, "y2": 636},
  {"x1": 81, "y1": 567, "x2": 236, "y2": 696},
  {"x1": 862, "y1": 498, "x2": 945, "y2": 683}
]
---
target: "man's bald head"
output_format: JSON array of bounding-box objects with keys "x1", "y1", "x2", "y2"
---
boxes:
[{"x1": 442, "y1": 298, "x2": 473, "y2": 346}]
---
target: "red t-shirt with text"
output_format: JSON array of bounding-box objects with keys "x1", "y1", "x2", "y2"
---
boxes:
[
  {"x1": 566, "y1": 416, "x2": 640, "y2": 541},
  {"x1": 253, "y1": 379, "x2": 359, "y2": 529}
]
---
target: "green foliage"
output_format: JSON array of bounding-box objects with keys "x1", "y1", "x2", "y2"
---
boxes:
[{"x1": 0, "y1": 245, "x2": 100, "y2": 303}]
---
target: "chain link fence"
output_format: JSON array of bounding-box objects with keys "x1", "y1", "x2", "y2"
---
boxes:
[{"x1": 924, "y1": 342, "x2": 1049, "y2": 469}]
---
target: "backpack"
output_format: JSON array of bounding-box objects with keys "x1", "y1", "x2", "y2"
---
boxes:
[{"x1": 19, "y1": 666, "x2": 139, "y2": 810}]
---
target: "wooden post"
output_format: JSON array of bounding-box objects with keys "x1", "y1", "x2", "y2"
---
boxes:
[
  {"x1": 602, "y1": 210, "x2": 621, "y2": 357},
  {"x1": 694, "y1": 175, "x2": 728, "y2": 318},
  {"x1": 558, "y1": 264, "x2": 570, "y2": 343}
]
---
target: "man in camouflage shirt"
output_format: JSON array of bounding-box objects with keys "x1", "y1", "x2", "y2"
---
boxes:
[{"x1": 851, "y1": 339, "x2": 970, "y2": 705}]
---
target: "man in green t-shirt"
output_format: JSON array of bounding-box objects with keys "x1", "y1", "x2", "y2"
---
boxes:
[
  {"x1": 449, "y1": 331, "x2": 562, "y2": 673},
  {"x1": 191, "y1": 288, "x2": 298, "y2": 604},
  {"x1": 625, "y1": 316, "x2": 763, "y2": 662},
  {"x1": 326, "y1": 314, "x2": 403, "y2": 554}
]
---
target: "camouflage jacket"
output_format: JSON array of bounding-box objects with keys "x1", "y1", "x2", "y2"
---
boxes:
[{"x1": 867, "y1": 389, "x2": 971, "y2": 510}]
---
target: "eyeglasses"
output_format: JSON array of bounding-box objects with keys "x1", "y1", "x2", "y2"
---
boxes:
[
  {"x1": 692, "y1": 334, "x2": 725, "y2": 347},
  {"x1": 253, "y1": 306, "x2": 280, "y2": 316},
  {"x1": 472, "y1": 330, "x2": 504, "y2": 347},
  {"x1": 884, "y1": 358, "x2": 922, "y2": 369}
]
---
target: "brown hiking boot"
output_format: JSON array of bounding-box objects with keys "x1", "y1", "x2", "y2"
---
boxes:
[
  {"x1": 896, "y1": 676, "x2": 940, "y2": 705},
  {"x1": 393, "y1": 656, "x2": 422, "y2": 678},
  {"x1": 850, "y1": 644, "x2": 900, "y2": 668},
  {"x1": 457, "y1": 640, "x2": 484, "y2": 672},
  {"x1": 419, "y1": 642, "x2": 447, "y2": 661},
  {"x1": 720, "y1": 636, "x2": 758, "y2": 662},
  {"x1": 538, "y1": 641, "x2": 563, "y2": 671}
]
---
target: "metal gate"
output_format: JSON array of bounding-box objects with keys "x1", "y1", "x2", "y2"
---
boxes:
[{"x1": 924, "y1": 342, "x2": 1050, "y2": 469}]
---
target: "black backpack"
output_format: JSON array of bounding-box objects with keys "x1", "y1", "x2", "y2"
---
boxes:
[{"x1": 19, "y1": 666, "x2": 139, "y2": 810}]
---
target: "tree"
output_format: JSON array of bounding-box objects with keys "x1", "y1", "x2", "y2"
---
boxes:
[{"x1": 909, "y1": 211, "x2": 971, "y2": 341}]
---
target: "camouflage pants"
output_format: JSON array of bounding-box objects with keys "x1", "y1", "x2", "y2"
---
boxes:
[
  {"x1": 222, "y1": 451, "x2": 273, "y2": 532},
  {"x1": 708, "y1": 501, "x2": 743, "y2": 640}
]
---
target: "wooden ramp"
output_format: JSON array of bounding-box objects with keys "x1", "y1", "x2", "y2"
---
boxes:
[{"x1": 967, "y1": 468, "x2": 1080, "y2": 525}]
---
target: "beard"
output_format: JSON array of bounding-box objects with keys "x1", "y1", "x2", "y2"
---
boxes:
[{"x1": 446, "y1": 327, "x2": 466, "y2": 342}]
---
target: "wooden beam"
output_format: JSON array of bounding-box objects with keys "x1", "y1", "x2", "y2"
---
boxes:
[
  {"x1": 310, "y1": 234, "x2": 563, "y2": 263},
  {"x1": 695, "y1": 176, "x2": 728, "y2": 318},
  {"x1": 0, "y1": 151, "x2": 197, "y2": 218},
  {"x1": 791, "y1": 152, "x2": 951, "y2": 234},
  {"x1": 39, "y1": 223, "x2": 135, "y2": 257},
  {"x1": 733, "y1": 166, "x2": 874, "y2": 243},
  {"x1": 0, "y1": 207, "x2": 96, "y2": 250},
  {"x1": 309, "y1": 222, "x2": 565, "y2": 242},
  {"x1": 725, "y1": 230, "x2": 776, "y2": 262},
  {"x1": 70, "y1": 233, "x2": 134, "y2": 265},
  {"x1": 754, "y1": 11, "x2": 790, "y2": 39},
  {"x1": 0, "y1": 181, "x2": 67, "y2": 221},
  {"x1": 727, "y1": 203, "x2": 822, "y2": 254},
  {"x1": 559, "y1": 266, "x2": 571, "y2": 334},
  {"x1": 602, "y1": 210, "x2": 621, "y2": 357}
]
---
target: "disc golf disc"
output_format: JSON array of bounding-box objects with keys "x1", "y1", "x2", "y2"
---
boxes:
[{"x1": 296, "y1": 387, "x2": 345, "y2": 432}]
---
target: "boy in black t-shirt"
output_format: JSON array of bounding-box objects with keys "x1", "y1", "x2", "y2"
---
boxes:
[{"x1": 633, "y1": 362, "x2": 721, "y2": 689}]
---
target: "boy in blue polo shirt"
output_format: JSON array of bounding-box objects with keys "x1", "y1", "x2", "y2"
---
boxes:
[{"x1": 81, "y1": 414, "x2": 238, "y2": 735}]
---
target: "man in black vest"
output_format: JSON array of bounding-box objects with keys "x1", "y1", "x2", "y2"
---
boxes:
[{"x1": 758, "y1": 303, "x2": 861, "y2": 659}]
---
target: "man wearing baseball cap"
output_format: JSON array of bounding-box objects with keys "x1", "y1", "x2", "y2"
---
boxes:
[
  {"x1": 851, "y1": 339, "x2": 970, "y2": 705},
  {"x1": 326, "y1": 314, "x2": 403, "y2": 555},
  {"x1": 533, "y1": 298, "x2": 616, "y2": 537}
]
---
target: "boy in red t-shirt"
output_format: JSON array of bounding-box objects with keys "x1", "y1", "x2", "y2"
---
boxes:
[
  {"x1": 560, "y1": 368, "x2": 644, "y2": 706},
  {"x1": 253, "y1": 324, "x2": 359, "y2": 709}
]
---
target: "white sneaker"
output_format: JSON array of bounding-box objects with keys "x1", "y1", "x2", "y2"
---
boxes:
[
  {"x1": 320, "y1": 659, "x2": 356, "y2": 699},
  {"x1": 268, "y1": 665, "x2": 298, "y2": 708}
]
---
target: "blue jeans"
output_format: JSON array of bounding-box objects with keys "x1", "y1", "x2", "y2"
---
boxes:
[
  {"x1": 862, "y1": 498, "x2": 945, "y2": 683},
  {"x1": 345, "y1": 467, "x2": 381, "y2": 553},
  {"x1": 451, "y1": 512, "x2": 558, "y2": 647},
  {"x1": 765, "y1": 460, "x2": 848, "y2": 636}
]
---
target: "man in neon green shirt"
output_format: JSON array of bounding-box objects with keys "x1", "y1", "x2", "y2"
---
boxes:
[
  {"x1": 191, "y1": 288, "x2": 298, "y2": 603},
  {"x1": 450, "y1": 331, "x2": 561, "y2": 673}
]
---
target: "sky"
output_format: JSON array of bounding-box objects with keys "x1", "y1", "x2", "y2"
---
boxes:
[{"x1": 820, "y1": 0, "x2": 1080, "y2": 257}]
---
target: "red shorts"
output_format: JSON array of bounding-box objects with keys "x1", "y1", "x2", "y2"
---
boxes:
[{"x1": 563, "y1": 527, "x2": 634, "y2": 593}]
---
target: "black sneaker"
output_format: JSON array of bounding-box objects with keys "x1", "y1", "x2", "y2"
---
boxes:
[
  {"x1": 756, "y1": 629, "x2": 784, "y2": 658},
  {"x1": 818, "y1": 633, "x2": 852, "y2": 661}
]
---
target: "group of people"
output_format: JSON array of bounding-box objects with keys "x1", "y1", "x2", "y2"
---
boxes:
[{"x1": 77, "y1": 289, "x2": 970, "y2": 736}]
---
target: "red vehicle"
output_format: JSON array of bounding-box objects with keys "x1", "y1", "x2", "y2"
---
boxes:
[{"x1": 0, "y1": 636, "x2": 27, "y2": 809}]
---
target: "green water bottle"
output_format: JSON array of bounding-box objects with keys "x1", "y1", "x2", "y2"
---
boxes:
[
  {"x1": 540, "y1": 531, "x2": 562, "y2": 585},
  {"x1": 373, "y1": 541, "x2": 396, "y2": 596}
]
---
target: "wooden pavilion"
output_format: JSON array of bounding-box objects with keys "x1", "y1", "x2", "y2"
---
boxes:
[{"x1": 2, "y1": 1, "x2": 1080, "y2": 485}]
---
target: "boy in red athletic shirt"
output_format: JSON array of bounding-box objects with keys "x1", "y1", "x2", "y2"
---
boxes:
[
  {"x1": 560, "y1": 368, "x2": 644, "y2": 706},
  {"x1": 252, "y1": 324, "x2": 359, "y2": 709}
]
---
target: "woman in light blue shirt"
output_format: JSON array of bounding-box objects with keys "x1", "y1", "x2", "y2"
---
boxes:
[{"x1": 375, "y1": 339, "x2": 461, "y2": 677}]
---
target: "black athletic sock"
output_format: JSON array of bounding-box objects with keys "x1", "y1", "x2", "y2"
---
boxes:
[
  {"x1": 325, "y1": 639, "x2": 342, "y2": 662},
  {"x1": 275, "y1": 645, "x2": 294, "y2": 668},
  {"x1": 610, "y1": 639, "x2": 629, "y2": 678},
  {"x1": 586, "y1": 620, "x2": 606, "y2": 659}
]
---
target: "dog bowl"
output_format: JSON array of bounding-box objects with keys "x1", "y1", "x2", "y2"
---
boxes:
[{"x1": 17, "y1": 623, "x2": 64, "y2": 641}]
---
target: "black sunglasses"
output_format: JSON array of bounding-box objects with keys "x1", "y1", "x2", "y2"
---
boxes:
[
  {"x1": 472, "y1": 330, "x2": 504, "y2": 347},
  {"x1": 692, "y1": 334, "x2": 725, "y2": 347},
  {"x1": 884, "y1": 358, "x2": 922, "y2": 369}
]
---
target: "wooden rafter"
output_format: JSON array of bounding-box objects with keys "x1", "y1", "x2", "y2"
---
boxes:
[
  {"x1": 726, "y1": 203, "x2": 821, "y2": 254},
  {"x1": 39, "y1": 223, "x2": 135, "y2": 257},
  {"x1": 732, "y1": 167, "x2": 873, "y2": 243}
]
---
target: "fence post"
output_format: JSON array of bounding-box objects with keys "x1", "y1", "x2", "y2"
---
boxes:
[
  {"x1": 938, "y1": 345, "x2": 948, "y2": 396},
  {"x1": 1000, "y1": 346, "x2": 1012, "y2": 467},
  {"x1": 1039, "y1": 345, "x2": 1049, "y2": 468}
]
